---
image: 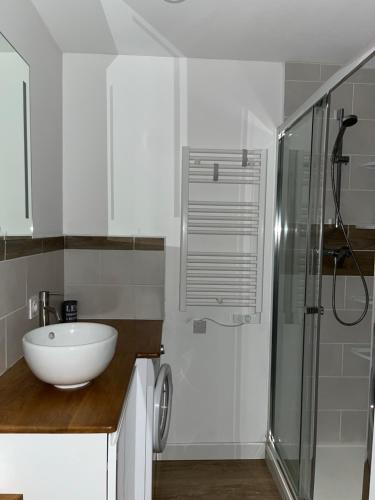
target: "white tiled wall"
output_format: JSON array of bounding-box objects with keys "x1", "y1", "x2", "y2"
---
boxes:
[
  {"x1": 64, "y1": 250, "x2": 165, "y2": 320},
  {"x1": 0, "y1": 250, "x2": 64, "y2": 375}
]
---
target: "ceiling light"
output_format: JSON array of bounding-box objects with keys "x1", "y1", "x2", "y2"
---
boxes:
[{"x1": 164, "y1": 0, "x2": 186, "y2": 3}]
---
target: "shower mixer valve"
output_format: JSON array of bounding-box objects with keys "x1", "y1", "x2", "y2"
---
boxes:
[{"x1": 324, "y1": 246, "x2": 351, "y2": 267}]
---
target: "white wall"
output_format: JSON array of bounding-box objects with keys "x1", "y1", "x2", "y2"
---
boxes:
[
  {"x1": 0, "y1": 0, "x2": 63, "y2": 236},
  {"x1": 63, "y1": 54, "x2": 283, "y2": 458},
  {"x1": 163, "y1": 59, "x2": 283, "y2": 458}
]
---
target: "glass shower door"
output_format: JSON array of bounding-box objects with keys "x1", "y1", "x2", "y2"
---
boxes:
[{"x1": 270, "y1": 99, "x2": 328, "y2": 498}]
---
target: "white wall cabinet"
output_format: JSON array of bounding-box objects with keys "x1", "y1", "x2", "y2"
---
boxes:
[{"x1": 0, "y1": 358, "x2": 154, "y2": 500}]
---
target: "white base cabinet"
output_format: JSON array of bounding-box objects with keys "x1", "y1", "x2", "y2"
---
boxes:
[{"x1": 0, "y1": 358, "x2": 155, "y2": 500}]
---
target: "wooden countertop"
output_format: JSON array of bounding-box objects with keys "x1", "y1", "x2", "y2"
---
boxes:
[
  {"x1": 0, "y1": 496, "x2": 22, "y2": 499},
  {"x1": 0, "y1": 320, "x2": 162, "y2": 434}
]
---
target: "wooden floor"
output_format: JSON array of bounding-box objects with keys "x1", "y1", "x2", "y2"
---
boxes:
[{"x1": 153, "y1": 460, "x2": 281, "y2": 500}]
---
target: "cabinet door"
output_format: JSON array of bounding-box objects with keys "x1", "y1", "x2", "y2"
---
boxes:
[
  {"x1": 108, "y1": 359, "x2": 155, "y2": 500},
  {"x1": 0, "y1": 434, "x2": 107, "y2": 500},
  {"x1": 107, "y1": 57, "x2": 176, "y2": 237}
]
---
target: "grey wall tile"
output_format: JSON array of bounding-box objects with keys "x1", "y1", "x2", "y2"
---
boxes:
[
  {"x1": 134, "y1": 285, "x2": 164, "y2": 320},
  {"x1": 319, "y1": 344, "x2": 342, "y2": 376},
  {"x1": 64, "y1": 249, "x2": 101, "y2": 285},
  {"x1": 350, "y1": 156, "x2": 375, "y2": 189},
  {"x1": 321, "y1": 275, "x2": 345, "y2": 309},
  {"x1": 325, "y1": 183, "x2": 375, "y2": 225},
  {"x1": 0, "y1": 259, "x2": 27, "y2": 318},
  {"x1": 341, "y1": 411, "x2": 368, "y2": 442},
  {"x1": 323, "y1": 190, "x2": 336, "y2": 224},
  {"x1": 284, "y1": 81, "x2": 322, "y2": 117},
  {"x1": 65, "y1": 284, "x2": 135, "y2": 319},
  {"x1": 340, "y1": 191, "x2": 375, "y2": 226},
  {"x1": 344, "y1": 120, "x2": 375, "y2": 155},
  {"x1": 318, "y1": 377, "x2": 369, "y2": 410},
  {"x1": 353, "y1": 84, "x2": 375, "y2": 119},
  {"x1": 345, "y1": 276, "x2": 373, "y2": 309},
  {"x1": 316, "y1": 411, "x2": 341, "y2": 443},
  {"x1": 6, "y1": 307, "x2": 38, "y2": 368},
  {"x1": 330, "y1": 84, "x2": 354, "y2": 118},
  {"x1": 321, "y1": 65, "x2": 341, "y2": 82},
  {"x1": 27, "y1": 251, "x2": 64, "y2": 297},
  {"x1": 64, "y1": 249, "x2": 165, "y2": 320},
  {"x1": 133, "y1": 251, "x2": 165, "y2": 285},
  {"x1": 320, "y1": 310, "x2": 371, "y2": 343},
  {"x1": 0, "y1": 319, "x2": 5, "y2": 375},
  {"x1": 325, "y1": 160, "x2": 350, "y2": 191},
  {"x1": 348, "y1": 68, "x2": 375, "y2": 84},
  {"x1": 343, "y1": 344, "x2": 370, "y2": 377},
  {"x1": 321, "y1": 66, "x2": 375, "y2": 84},
  {"x1": 285, "y1": 62, "x2": 320, "y2": 82},
  {"x1": 100, "y1": 250, "x2": 134, "y2": 285}
]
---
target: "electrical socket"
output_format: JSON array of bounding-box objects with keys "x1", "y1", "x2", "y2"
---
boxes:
[
  {"x1": 28, "y1": 295, "x2": 39, "y2": 320},
  {"x1": 193, "y1": 320, "x2": 206, "y2": 334}
]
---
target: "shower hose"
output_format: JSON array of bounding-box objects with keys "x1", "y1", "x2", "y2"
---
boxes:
[{"x1": 330, "y1": 156, "x2": 370, "y2": 326}]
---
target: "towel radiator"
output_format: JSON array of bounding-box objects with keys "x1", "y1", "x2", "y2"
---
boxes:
[{"x1": 180, "y1": 147, "x2": 267, "y2": 320}]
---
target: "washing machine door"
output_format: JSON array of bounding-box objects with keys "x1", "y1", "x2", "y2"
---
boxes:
[{"x1": 153, "y1": 363, "x2": 173, "y2": 453}]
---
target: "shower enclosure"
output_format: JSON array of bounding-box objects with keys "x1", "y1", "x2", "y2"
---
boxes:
[
  {"x1": 267, "y1": 46, "x2": 375, "y2": 500},
  {"x1": 268, "y1": 98, "x2": 328, "y2": 500}
]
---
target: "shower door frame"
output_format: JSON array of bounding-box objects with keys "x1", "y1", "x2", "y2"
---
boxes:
[
  {"x1": 267, "y1": 97, "x2": 330, "y2": 500},
  {"x1": 267, "y1": 43, "x2": 375, "y2": 500}
]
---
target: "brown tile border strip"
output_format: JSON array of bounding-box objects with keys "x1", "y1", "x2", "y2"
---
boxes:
[
  {"x1": 65, "y1": 236, "x2": 165, "y2": 251},
  {"x1": 0, "y1": 235, "x2": 165, "y2": 261},
  {"x1": 323, "y1": 225, "x2": 375, "y2": 276},
  {"x1": 323, "y1": 252, "x2": 375, "y2": 276},
  {"x1": 4, "y1": 236, "x2": 65, "y2": 260},
  {"x1": 64, "y1": 236, "x2": 133, "y2": 250},
  {"x1": 347, "y1": 226, "x2": 375, "y2": 251},
  {"x1": 134, "y1": 237, "x2": 165, "y2": 251},
  {"x1": 0, "y1": 239, "x2": 4, "y2": 261},
  {"x1": 42, "y1": 236, "x2": 65, "y2": 253}
]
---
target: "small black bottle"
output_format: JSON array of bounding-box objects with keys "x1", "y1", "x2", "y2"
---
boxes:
[{"x1": 62, "y1": 300, "x2": 78, "y2": 322}]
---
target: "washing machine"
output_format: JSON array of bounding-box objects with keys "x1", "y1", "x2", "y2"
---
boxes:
[
  {"x1": 152, "y1": 345, "x2": 173, "y2": 496},
  {"x1": 152, "y1": 345, "x2": 173, "y2": 454}
]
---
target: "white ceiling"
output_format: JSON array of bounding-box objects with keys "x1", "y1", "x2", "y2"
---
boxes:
[{"x1": 31, "y1": 0, "x2": 375, "y2": 63}]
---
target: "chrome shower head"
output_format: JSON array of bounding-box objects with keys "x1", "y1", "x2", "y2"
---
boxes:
[
  {"x1": 342, "y1": 114, "x2": 358, "y2": 128},
  {"x1": 332, "y1": 113, "x2": 358, "y2": 161}
]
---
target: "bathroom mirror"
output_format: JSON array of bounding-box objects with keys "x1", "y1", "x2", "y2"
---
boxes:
[{"x1": 0, "y1": 33, "x2": 32, "y2": 236}]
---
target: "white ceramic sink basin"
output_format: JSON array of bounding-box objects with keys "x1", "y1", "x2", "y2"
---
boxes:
[{"x1": 22, "y1": 323, "x2": 118, "y2": 389}]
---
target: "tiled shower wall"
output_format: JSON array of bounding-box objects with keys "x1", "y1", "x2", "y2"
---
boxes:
[
  {"x1": 285, "y1": 62, "x2": 375, "y2": 226},
  {"x1": 285, "y1": 62, "x2": 375, "y2": 443},
  {"x1": 318, "y1": 275, "x2": 372, "y2": 443},
  {"x1": 0, "y1": 245, "x2": 64, "y2": 376}
]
